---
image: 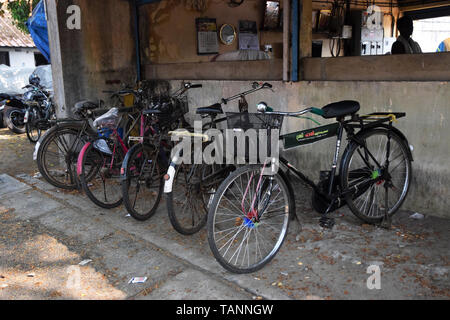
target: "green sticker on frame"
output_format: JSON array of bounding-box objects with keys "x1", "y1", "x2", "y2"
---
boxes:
[{"x1": 282, "y1": 123, "x2": 339, "y2": 149}]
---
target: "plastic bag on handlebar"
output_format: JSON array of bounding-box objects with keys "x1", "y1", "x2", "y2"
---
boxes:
[{"x1": 93, "y1": 108, "x2": 122, "y2": 129}]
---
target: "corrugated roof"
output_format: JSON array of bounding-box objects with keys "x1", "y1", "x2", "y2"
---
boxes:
[{"x1": 0, "y1": 14, "x2": 35, "y2": 48}]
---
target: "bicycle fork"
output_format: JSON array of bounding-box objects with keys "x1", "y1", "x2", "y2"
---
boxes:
[{"x1": 241, "y1": 161, "x2": 274, "y2": 228}]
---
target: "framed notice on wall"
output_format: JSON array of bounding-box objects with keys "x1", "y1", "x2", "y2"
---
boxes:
[
  {"x1": 196, "y1": 18, "x2": 219, "y2": 55},
  {"x1": 238, "y1": 20, "x2": 259, "y2": 50}
]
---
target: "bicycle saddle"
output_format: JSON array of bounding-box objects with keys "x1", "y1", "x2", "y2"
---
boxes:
[
  {"x1": 74, "y1": 100, "x2": 101, "y2": 113},
  {"x1": 321, "y1": 100, "x2": 360, "y2": 119},
  {"x1": 196, "y1": 103, "x2": 223, "y2": 115}
]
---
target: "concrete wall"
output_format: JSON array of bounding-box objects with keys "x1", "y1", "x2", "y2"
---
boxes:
[
  {"x1": 50, "y1": 0, "x2": 137, "y2": 115},
  {"x1": 303, "y1": 52, "x2": 450, "y2": 81},
  {"x1": 165, "y1": 79, "x2": 450, "y2": 218}
]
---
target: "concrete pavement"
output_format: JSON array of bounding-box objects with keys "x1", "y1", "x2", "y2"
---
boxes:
[{"x1": 0, "y1": 172, "x2": 449, "y2": 300}]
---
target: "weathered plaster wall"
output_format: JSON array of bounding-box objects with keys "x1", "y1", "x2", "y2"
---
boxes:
[
  {"x1": 167, "y1": 79, "x2": 450, "y2": 218},
  {"x1": 139, "y1": 0, "x2": 282, "y2": 64},
  {"x1": 139, "y1": 0, "x2": 401, "y2": 65},
  {"x1": 53, "y1": 0, "x2": 136, "y2": 115}
]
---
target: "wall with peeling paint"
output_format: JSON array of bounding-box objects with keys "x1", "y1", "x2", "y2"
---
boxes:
[
  {"x1": 54, "y1": 0, "x2": 137, "y2": 115},
  {"x1": 166, "y1": 79, "x2": 450, "y2": 218},
  {"x1": 139, "y1": 0, "x2": 283, "y2": 64}
]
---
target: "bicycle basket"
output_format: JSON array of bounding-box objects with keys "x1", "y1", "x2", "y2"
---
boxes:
[
  {"x1": 225, "y1": 112, "x2": 283, "y2": 163},
  {"x1": 225, "y1": 112, "x2": 284, "y2": 130},
  {"x1": 93, "y1": 108, "x2": 122, "y2": 130}
]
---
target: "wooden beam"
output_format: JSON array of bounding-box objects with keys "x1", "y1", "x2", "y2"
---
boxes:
[
  {"x1": 299, "y1": 0, "x2": 312, "y2": 80},
  {"x1": 299, "y1": 0, "x2": 312, "y2": 58}
]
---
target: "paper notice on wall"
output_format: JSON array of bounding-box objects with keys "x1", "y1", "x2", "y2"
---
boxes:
[
  {"x1": 196, "y1": 18, "x2": 219, "y2": 55},
  {"x1": 239, "y1": 20, "x2": 259, "y2": 50}
]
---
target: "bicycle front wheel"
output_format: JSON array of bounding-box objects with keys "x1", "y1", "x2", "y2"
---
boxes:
[
  {"x1": 26, "y1": 107, "x2": 41, "y2": 143},
  {"x1": 207, "y1": 164, "x2": 291, "y2": 274},
  {"x1": 122, "y1": 144, "x2": 163, "y2": 220},
  {"x1": 341, "y1": 128, "x2": 412, "y2": 224},
  {"x1": 79, "y1": 140, "x2": 124, "y2": 208}
]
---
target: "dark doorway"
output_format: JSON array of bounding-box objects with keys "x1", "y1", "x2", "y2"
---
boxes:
[
  {"x1": 34, "y1": 53, "x2": 48, "y2": 66},
  {"x1": 0, "y1": 51, "x2": 10, "y2": 66}
]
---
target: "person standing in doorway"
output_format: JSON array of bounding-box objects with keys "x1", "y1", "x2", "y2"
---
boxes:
[{"x1": 391, "y1": 16, "x2": 422, "y2": 54}]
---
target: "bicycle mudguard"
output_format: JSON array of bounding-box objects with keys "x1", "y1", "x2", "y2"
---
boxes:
[
  {"x1": 163, "y1": 164, "x2": 176, "y2": 193},
  {"x1": 76, "y1": 142, "x2": 92, "y2": 176},
  {"x1": 120, "y1": 142, "x2": 143, "y2": 180}
]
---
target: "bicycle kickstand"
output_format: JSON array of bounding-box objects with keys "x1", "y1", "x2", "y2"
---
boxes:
[{"x1": 319, "y1": 199, "x2": 336, "y2": 229}]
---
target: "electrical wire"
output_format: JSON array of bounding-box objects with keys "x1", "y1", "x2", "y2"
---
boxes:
[{"x1": 329, "y1": 0, "x2": 345, "y2": 56}]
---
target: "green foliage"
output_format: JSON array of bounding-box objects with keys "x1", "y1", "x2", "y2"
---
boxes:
[{"x1": 7, "y1": 0, "x2": 40, "y2": 34}]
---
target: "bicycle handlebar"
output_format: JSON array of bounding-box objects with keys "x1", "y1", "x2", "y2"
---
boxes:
[
  {"x1": 257, "y1": 101, "x2": 317, "y2": 117},
  {"x1": 221, "y1": 82, "x2": 273, "y2": 104}
]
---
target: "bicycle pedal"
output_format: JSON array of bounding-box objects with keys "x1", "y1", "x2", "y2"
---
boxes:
[{"x1": 319, "y1": 216, "x2": 335, "y2": 229}]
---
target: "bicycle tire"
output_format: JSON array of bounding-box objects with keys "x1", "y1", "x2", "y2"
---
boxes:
[
  {"x1": 122, "y1": 143, "x2": 163, "y2": 220},
  {"x1": 4, "y1": 107, "x2": 26, "y2": 134},
  {"x1": 79, "y1": 140, "x2": 124, "y2": 209},
  {"x1": 26, "y1": 107, "x2": 41, "y2": 143},
  {"x1": 340, "y1": 128, "x2": 412, "y2": 224},
  {"x1": 166, "y1": 163, "x2": 214, "y2": 235},
  {"x1": 37, "y1": 122, "x2": 94, "y2": 189},
  {"x1": 207, "y1": 164, "x2": 292, "y2": 273}
]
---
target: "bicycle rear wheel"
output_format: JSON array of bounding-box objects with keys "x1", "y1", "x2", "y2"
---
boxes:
[
  {"x1": 207, "y1": 164, "x2": 292, "y2": 273},
  {"x1": 122, "y1": 144, "x2": 163, "y2": 220},
  {"x1": 37, "y1": 123, "x2": 92, "y2": 189},
  {"x1": 167, "y1": 163, "x2": 216, "y2": 235},
  {"x1": 79, "y1": 139, "x2": 124, "y2": 208},
  {"x1": 341, "y1": 128, "x2": 412, "y2": 224}
]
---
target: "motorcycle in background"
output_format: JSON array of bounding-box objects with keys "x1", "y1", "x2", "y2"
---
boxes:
[
  {"x1": 2, "y1": 93, "x2": 27, "y2": 134},
  {"x1": 23, "y1": 75, "x2": 55, "y2": 143}
]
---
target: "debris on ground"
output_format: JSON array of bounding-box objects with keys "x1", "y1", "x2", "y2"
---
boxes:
[
  {"x1": 33, "y1": 172, "x2": 42, "y2": 179},
  {"x1": 79, "y1": 259, "x2": 92, "y2": 266},
  {"x1": 409, "y1": 213, "x2": 425, "y2": 220},
  {"x1": 128, "y1": 277, "x2": 147, "y2": 284}
]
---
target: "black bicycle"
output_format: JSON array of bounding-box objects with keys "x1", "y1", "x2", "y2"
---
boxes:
[
  {"x1": 207, "y1": 100, "x2": 413, "y2": 273},
  {"x1": 35, "y1": 88, "x2": 145, "y2": 190},
  {"x1": 164, "y1": 82, "x2": 274, "y2": 235},
  {"x1": 120, "y1": 82, "x2": 201, "y2": 221}
]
